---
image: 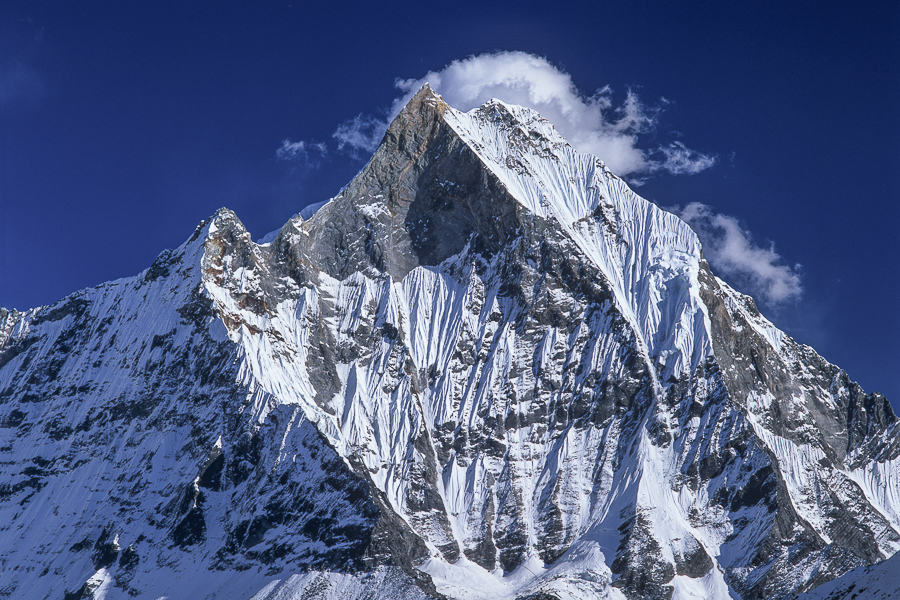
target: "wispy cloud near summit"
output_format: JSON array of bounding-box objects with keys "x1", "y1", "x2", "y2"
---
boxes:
[
  {"x1": 333, "y1": 51, "x2": 716, "y2": 178},
  {"x1": 275, "y1": 139, "x2": 327, "y2": 165},
  {"x1": 677, "y1": 202, "x2": 802, "y2": 305}
]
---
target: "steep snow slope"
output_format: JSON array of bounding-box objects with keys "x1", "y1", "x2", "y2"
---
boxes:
[
  {"x1": 0, "y1": 226, "x2": 434, "y2": 599},
  {"x1": 199, "y1": 87, "x2": 899, "y2": 598},
  {"x1": 443, "y1": 100, "x2": 712, "y2": 385},
  {"x1": 0, "y1": 85, "x2": 896, "y2": 600},
  {"x1": 795, "y1": 551, "x2": 900, "y2": 600}
]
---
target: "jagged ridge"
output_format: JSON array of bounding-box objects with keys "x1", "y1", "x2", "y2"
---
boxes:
[{"x1": 0, "y1": 85, "x2": 896, "y2": 600}]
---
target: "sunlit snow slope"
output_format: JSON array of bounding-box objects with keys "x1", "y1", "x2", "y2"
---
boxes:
[{"x1": 0, "y1": 85, "x2": 896, "y2": 600}]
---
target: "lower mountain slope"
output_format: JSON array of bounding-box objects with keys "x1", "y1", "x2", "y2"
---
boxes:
[
  {"x1": 0, "y1": 86, "x2": 896, "y2": 600},
  {"x1": 795, "y1": 550, "x2": 900, "y2": 600}
]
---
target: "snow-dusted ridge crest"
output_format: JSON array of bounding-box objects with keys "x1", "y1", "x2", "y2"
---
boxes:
[{"x1": 0, "y1": 84, "x2": 897, "y2": 600}]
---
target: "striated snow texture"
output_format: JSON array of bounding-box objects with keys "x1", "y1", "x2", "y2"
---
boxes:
[
  {"x1": 794, "y1": 550, "x2": 900, "y2": 600},
  {"x1": 0, "y1": 85, "x2": 897, "y2": 600}
]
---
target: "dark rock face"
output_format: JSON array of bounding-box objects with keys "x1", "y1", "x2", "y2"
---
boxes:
[
  {"x1": 673, "y1": 534, "x2": 713, "y2": 579},
  {"x1": 0, "y1": 86, "x2": 896, "y2": 600},
  {"x1": 697, "y1": 261, "x2": 900, "y2": 598},
  {"x1": 90, "y1": 529, "x2": 120, "y2": 570},
  {"x1": 611, "y1": 509, "x2": 676, "y2": 600},
  {"x1": 274, "y1": 86, "x2": 526, "y2": 285}
]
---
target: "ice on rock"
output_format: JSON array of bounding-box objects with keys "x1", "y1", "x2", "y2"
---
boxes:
[{"x1": 0, "y1": 84, "x2": 896, "y2": 600}]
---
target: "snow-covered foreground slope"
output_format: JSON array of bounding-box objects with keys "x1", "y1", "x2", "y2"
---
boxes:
[
  {"x1": 1, "y1": 86, "x2": 897, "y2": 600},
  {"x1": 795, "y1": 551, "x2": 900, "y2": 600}
]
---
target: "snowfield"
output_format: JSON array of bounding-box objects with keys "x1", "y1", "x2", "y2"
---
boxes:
[{"x1": 0, "y1": 85, "x2": 896, "y2": 600}]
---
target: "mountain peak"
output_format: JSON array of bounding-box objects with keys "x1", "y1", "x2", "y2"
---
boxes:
[
  {"x1": 405, "y1": 82, "x2": 446, "y2": 109},
  {"x1": 380, "y1": 82, "x2": 449, "y2": 151},
  {"x1": 284, "y1": 87, "x2": 525, "y2": 282},
  {"x1": 0, "y1": 87, "x2": 896, "y2": 600}
]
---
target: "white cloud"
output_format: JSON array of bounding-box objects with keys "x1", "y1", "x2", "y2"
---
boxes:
[
  {"x1": 677, "y1": 202, "x2": 802, "y2": 305},
  {"x1": 275, "y1": 139, "x2": 327, "y2": 162},
  {"x1": 332, "y1": 115, "x2": 386, "y2": 157},
  {"x1": 655, "y1": 141, "x2": 718, "y2": 175},
  {"x1": 333, "y1": 51, "x2": 715, "y2": 177}
]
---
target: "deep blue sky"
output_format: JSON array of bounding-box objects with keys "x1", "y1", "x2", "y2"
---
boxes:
[{"x1": 1, "y1": 1, "x2": 898, "y2": 403}]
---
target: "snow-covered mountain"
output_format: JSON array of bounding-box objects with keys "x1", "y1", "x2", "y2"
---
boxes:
[
  {"x1": 1, "y1": 85, "x2": 897, "y2": 600},
  {"x1": 795, "y1": 550, "x2": 900, "y2": 600}
]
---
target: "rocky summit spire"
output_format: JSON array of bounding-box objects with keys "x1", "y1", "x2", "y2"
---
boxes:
[
  {"x1": 0, "y1": 87, "x2": 896, "y2": 600},
  {"x1": 282, "y1": 83, "x2": 522, "y2": 282}
]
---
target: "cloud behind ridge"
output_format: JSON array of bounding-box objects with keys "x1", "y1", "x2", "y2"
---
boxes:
[
  {"x1": 333, "y1": 51, "x2": 716, "y2": 177},
  {"x1": 678, "y1": 202, "x2": 802, "y2": 305}
]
